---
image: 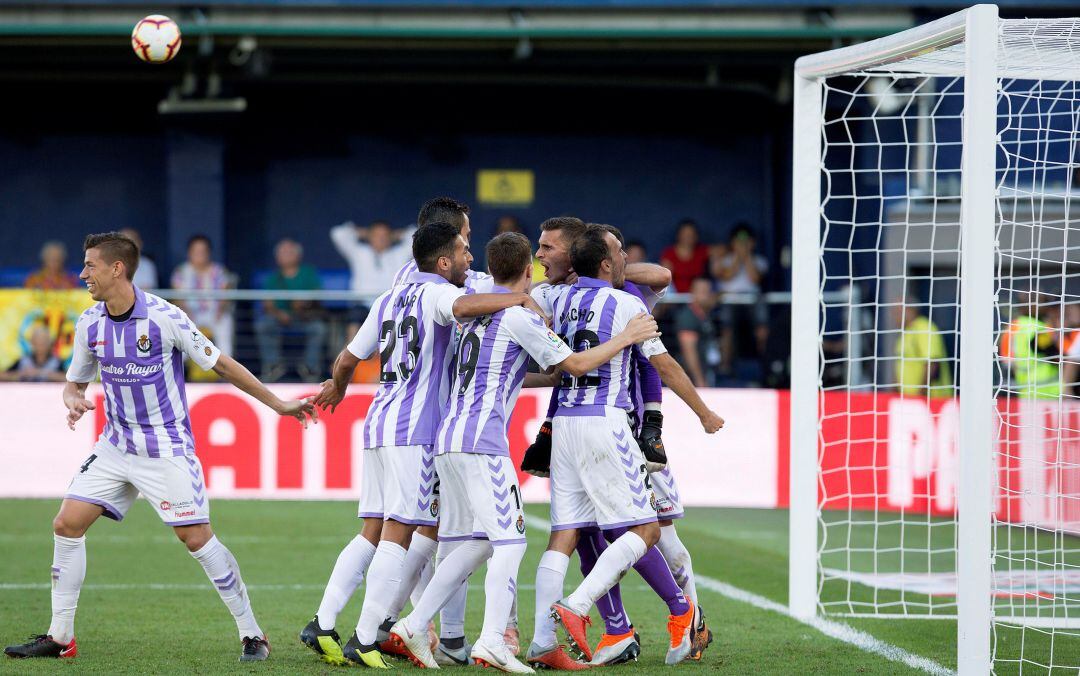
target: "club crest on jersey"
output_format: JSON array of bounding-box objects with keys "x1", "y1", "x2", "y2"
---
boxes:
[
  {"x1": 159, "y1": 500, "x2": 171, "y2": 511},
  {"x1": 649, "y1": 492, "x2": 657, "y2": 512},
  {"x1": 430, "y1": 497, "x2": 439, "y2": 518},
  {"x1": 137, "y1": 334, "x2": 152, "y2": 353},
  {"x1": 516, "y1": 515, "x2": 525, "y2": 534}
]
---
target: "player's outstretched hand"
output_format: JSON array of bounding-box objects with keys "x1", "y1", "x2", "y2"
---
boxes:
[
  {"x1": 700, "y1": 410, "x2": 724, "y2": 434},
  {"x1": 66, "y1": 397, "x2": 95, "y2": 431},
  {"x1": 624, "y1": 312, "x2": 660, "y2": 345},
  {"x1": 278, "y1": 396, "x2": 319, "y2": 428},
  {"x1": 313, "y1": 379, "x2": 345, "y2": 412}
]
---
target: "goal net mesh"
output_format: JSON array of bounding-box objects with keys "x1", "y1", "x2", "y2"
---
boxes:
[{"x1": 814, "y1": 17, "x2": 1080, "y2": 671}]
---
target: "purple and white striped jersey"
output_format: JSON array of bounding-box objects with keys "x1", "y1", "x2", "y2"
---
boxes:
[
  {"x1": 393, "y1": 258, "x2": 494, "y2": 292},
  {"x1": 66, "y1": 287, "x2": 221, "y2": 458},
  {"x1": 437, "y1": 289, "x2": 571, "y2": 457},
  {"x1": 548, "y1": 277, "x2": 667, "y2": 412},
  {"x1": 348, "y1": 270, "x2": 465, "y2": 449}
]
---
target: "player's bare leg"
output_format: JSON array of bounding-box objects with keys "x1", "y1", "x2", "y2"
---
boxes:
[
  {"x1": 176, "y1": 522, "x2": 269, "y2": 661},
  {"x1": 300, "y1": 517, "x2": 382, "y2": 664},
  {"x1": 5, "y1": 499, "x2": 102, "y2": 659}
]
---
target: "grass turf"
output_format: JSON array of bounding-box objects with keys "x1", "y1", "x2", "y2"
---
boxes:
[{"x1": 0, "y1": 499, "x2": 1068, "y2": 674}]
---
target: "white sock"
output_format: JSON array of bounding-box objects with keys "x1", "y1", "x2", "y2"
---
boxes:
[
  {"x1": 565, "y1": 532, "x2": 647, "y2": 617},
  {"x1": 316, "y1": 534, "x2": 376, "y2": 630},
  {"x1": 190, "y1": 536, "x2": 263, "y2": 639},
  {"x1": 355, "y1": 541, "x2": 406, "y2": 644},
  {"x1": 410, "y1": 557, "x2": 434, "y2": 608},
  {"x1": 480, "y1": 542, "x2": 526, "y2": 645},
  {"x1": 48, "y1": 534, "x2": 85, "y2": 645},
  {"x1": 531, "y1": 550, "x2": 569, "y2": 650},
  {"x1": 657, "y1": 524, "x2": 698, "y2": 604},
  {"x1": 436, "y1": 540, "x2": 469, "y2": 640},
  {"x1": 384, "y1": 532, "x2": 437, "y2": 621},
  {"x1": 404, "y1": 540, "x2": 491, "y2": 636},
  {"x1": 507, "y1": 591, "x2": 519, "y2": 630}
]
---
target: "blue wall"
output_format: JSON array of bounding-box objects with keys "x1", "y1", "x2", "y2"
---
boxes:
[
  {"x1": 227, "y1": 130, "x2": 773, "y2": 282},
  {"x1": 0, "y1": 134, "x2": 168, "y2": 274}
]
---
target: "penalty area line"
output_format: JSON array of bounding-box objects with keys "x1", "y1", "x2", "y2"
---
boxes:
[{"x1": 522, "y1": 512, "x2": 953, "y2": 676}]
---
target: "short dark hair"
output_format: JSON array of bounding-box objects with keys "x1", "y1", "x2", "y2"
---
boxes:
[
  {"x1": 187, "y1": 234, "x2": 211, "y2": 250},
  {"x1": 486, "y1": 232, "x2": 532, "y2": 284},
  {"x1": 570, "y1": 224, "x2": 613, "y2": 279},
  {"x1": 591, "y1": 223, "x2": 624, "y2": 247},
  {"x1": 369, "y1": 220, "x2": 392, "y2": 230},
  {"x1": 83, "y1": 231, "x2": 139, "y2": 281},
  {"x1": 418, "y1": 197, "x2": 470, "y2": 232},
  {"x1": 626, "y1": 239, "x2": 646, "y2": 252},
  {"x1": 412, "y1": 222, "x2": 461, "y2": 273},
  {"x1": 540, "y1": 216, "x2": 588, "y2": 245}
]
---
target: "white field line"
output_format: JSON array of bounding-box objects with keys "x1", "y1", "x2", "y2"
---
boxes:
[{"x1": 522, "y1": 513, "x2": 954, "y2": 676}]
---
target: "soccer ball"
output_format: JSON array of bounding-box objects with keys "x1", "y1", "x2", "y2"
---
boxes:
[{"x1": 131, "y1": 15, "x2": 181, "y2": 64}]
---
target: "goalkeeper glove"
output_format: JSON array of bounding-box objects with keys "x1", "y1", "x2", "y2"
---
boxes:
[
  {"x1": 638, "y1": 410, "x2": 668, "y2": 473},
  {"x1": 521, "y1": 420, "x2": 552, "y2": 478}
]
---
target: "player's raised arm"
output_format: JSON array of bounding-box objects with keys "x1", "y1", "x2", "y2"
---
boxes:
[{"x1": 647, "y1": 351, "x2": 724, "y2": 433}]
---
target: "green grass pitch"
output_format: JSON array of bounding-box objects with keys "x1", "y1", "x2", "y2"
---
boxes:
[{"x1": 0, "y1": 499, "x2": 1072, "y2": 674}]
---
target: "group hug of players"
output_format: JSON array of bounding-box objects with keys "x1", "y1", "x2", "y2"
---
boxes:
[{"x1": 4, "y1": 197, "x2": 723, "y2": 672}]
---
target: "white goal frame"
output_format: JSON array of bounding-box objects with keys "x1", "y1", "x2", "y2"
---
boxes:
[{"x1": 788, "y1": 5, "x2": 999, "y2": 674}]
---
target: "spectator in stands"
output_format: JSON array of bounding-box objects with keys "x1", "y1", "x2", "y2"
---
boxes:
[
  {"x1": 715, "y1": 223, "x2": 770, "y2": 373},
  {"x1": 675, "y1": 277, "x2": 722, "y2": 387},
  {"x1": 625, "y1": 239, "x2": 648, "y2": 265},
  {"x1": 330, "y1": 219, "x2": 414, "y2": 300},
  {"x1": 2, "y1": 325, "x2": 65, "y2": 382},
  {"x1": 25, "y1": 241, "x2": 78, "y2": 290},
  {"x1": 713, "y1": 223, "x2": 768, "y2": 296},
  {"x1": 119, "y1": 228, "x2": 158, "y2": 289},
  {"x1": 660, "y1": 219, "x2": 711, "y2": 293},
  {"x1": 255, "y1": 238, "x2": 327, "y2": 382},
  {"x1": 895, "y1": 300, "x2": 952, "y2": 398},
  {"x1": 330, "y1": 219, "x2": 413, "y2": 335},
  {"x1": 171, "y1": 235, "x2": 234, "y2": 357}
]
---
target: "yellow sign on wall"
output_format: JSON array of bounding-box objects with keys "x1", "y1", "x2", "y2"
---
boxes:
[
  {"x1": 0, "y1": 289, "x2": 93, "y2": 371},
  {"x1": 477, "y1": 169, "x2": 534, "y2": 206}
]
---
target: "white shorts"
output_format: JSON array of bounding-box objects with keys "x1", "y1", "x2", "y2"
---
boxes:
[
  {"x1": 357, "y1": 444, "x2": 438, "y2": 526},
  {"x1": 436, "y1": 453, "x2": 526, "y2": 545},
  {"x1": 550, "y1": 405, "x2": 658, "y2": 532},
  {"x1": 650, "y1": 466, "x2": 685, "y2": 520},
  {"x1": 65, "y1": 441, "x2": 210, "y2": 526}
]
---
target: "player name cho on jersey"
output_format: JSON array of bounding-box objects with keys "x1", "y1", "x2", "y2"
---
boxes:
[{"x1": 547, "y1": 276, "x2": 666, "y2": 411}]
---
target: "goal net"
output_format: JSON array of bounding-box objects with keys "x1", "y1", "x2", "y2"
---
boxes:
[{"x1": 790, "y1": 6, "x2": 1080, "y2": 672}]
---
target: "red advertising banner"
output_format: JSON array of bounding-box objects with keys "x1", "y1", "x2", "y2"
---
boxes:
[{"x1": 2, "y1": 383, "x2": 1076, "y2": 533}]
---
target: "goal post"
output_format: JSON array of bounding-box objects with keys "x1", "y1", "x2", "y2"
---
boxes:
[{"x1": 790, "y1": 4, "x2": 1080, "y2": 673}]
